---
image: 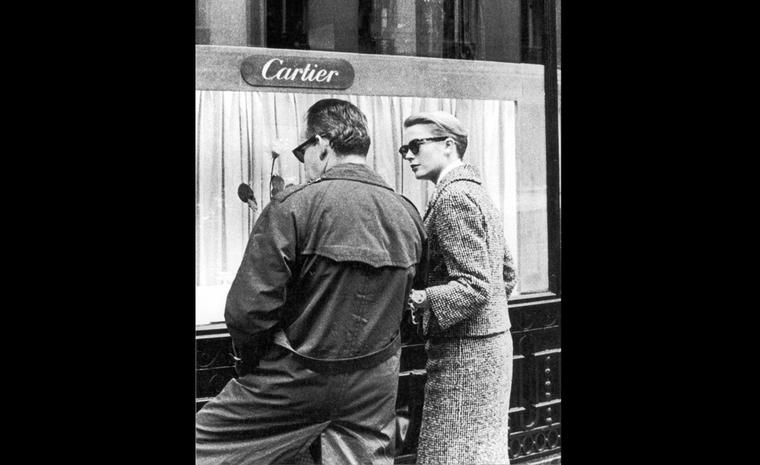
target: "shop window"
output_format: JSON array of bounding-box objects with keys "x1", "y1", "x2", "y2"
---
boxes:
[
  {"x1": 195, "y1": 0, "x2": 547, "y2": 65},
  {"x1": 195, "y1": 90, "x2": 548, "y2": 325},
  {"x1": 266, "y1": 0, "x2": 309, "y2": 49},
  {"x1": 195, "y1": 0, "x2": 210, "y2": 44},
  {"x1": 195, "y1": 0, "x2": 249, "y2": 46},
  {"x1": 521, "y1": 0, "x2": 544, "y2": 64},
  {"x1": 555, "y1": 0, "x2": 561, "y2": 69}
]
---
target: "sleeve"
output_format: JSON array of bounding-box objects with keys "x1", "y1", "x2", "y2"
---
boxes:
[
  {"x1": 414, "y1": 232, "x2": 429, "y2": 290},
  {"x1": 503, "y1": 241, "x2": 517, "y2": 298},
  {"x1": 224, "y1": 200, "x2": 297, "y2": 363},
  {"x1": 424, "y1": 190, "x2": 490, "y2": 332},
  {"x1": 407, "y1": 203, "x2": 429, "y2": 291},
  {"x1": 396, "y1": 193, "x2": 428, "y2": 289}
]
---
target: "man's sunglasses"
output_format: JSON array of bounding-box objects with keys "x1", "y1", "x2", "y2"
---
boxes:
[
  {"x1": 398, "y1": 136, "x2": 450, "y2": 157},
  {"x1": 292, "y1": 134, "x2": 327, "y2": 163}
]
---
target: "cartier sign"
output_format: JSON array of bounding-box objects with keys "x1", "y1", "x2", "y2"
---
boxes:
[{"x1": 241, "y1": 55, "x2": 355, "y2": 90}]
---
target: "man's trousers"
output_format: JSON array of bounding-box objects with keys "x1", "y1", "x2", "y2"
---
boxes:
[{"x1": 196, "y1": 344, "x2": 400, "y2": 465}]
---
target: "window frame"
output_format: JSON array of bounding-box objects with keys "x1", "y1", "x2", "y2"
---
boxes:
[{"x1": 195, "y1": 44, "x2": 560, "y2": 330}]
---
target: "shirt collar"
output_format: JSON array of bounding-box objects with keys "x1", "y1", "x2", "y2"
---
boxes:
[
  {"x1": 436, "y1": 163, "x2": 481, "y2": 189},
  {"x1": 435, "y1": 161, "x2": 463, "y2": 186}
]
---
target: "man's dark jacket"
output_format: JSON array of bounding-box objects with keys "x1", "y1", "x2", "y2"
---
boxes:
[{"x1": 225, "y1": 163, "x2": 427, "y2": 368}]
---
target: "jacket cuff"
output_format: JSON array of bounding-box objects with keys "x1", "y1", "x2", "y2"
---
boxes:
[
  {"x1": 425, "y1": 286, "x2": 460, "y2": 332},
  {"x1": 229, "y1": 328, "x2": 276, "y2": 365},
  {"x1": 422, "y1": 307, "x2": 440, "y2": 336}
]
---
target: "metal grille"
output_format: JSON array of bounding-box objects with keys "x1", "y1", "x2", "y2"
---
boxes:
[{"x1": 195, "y1": 298, "x2": 561, "y2": 463}]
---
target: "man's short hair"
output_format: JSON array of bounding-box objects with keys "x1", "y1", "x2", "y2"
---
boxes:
[
  {"x1": 403, "y1": 111, "x2": 468, "y2": 157},
  {"x1": 306, "y1": 99, "x2": 371, "y2": 156}
]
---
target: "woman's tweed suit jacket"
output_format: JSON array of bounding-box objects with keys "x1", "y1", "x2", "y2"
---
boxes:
[
  {"x1": 417, "y1": 163, "x2": 517, "y2": 465},
  {"x1": 422, "y1": 164, "x2": 516, "y2": 338}
]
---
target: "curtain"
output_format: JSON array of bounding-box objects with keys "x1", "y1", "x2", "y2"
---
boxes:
[{"x1": 196, "y1": 90, "x2": 518, "y2": 324}]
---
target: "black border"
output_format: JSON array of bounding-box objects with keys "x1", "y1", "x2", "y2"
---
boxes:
[
  {"x1": 39, "y1": 1, "x2": 705, "y2": 463},
  {"x1": 50, "y1": 2, "x2": 199, "y2": 461}
]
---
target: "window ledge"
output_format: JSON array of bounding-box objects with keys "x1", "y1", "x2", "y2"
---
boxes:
[
  {"x1": 195, "y1": 293, "x2": 561, "y2": 335},
  {"x1": 508, "y1": 291, "x2": 561, "y2": 307}
]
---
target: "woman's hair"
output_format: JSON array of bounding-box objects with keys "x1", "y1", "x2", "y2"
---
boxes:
[
  {"x1": 403, "y1": 111, "x2": 468, "y2": 157},
  {"x1": 404, "y1": 111, "x2": 467, "y2": 158},
  {"x1": 306, "y1": 99, "x2": 371, "y2": 156}
]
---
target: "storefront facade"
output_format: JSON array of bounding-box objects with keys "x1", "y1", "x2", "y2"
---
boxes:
[{"x1": 195, "y1": 1, "x2": 560, "y2": 463}]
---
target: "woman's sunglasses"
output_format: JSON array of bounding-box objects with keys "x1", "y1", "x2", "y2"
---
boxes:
[{"x1": 398, "y1": 136, "x2": 450, "y2": 157}]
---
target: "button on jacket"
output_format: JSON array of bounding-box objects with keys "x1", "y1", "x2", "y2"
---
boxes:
[{"x1": 225, "y1": 163, "x2": 427, "y2": 365}]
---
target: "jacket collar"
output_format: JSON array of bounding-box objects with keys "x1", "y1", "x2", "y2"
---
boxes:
[
  {"x1": 436, "y1": 163, "x2": 482, "y2": 190},
  {"x1": 424, "y1": 164, "x2": 482, "y2": 221},
  {"x1": 318, "y1": 163, "x2": 393, "y2": 191}
]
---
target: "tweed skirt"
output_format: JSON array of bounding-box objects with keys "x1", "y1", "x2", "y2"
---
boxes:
[{"x1": 417, "y1": 331, "x2": 513, "y2": 465}]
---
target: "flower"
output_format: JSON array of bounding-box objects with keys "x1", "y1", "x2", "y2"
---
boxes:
[{"x1": 271, "y1": 138, "x2": 291, "y2": 160}]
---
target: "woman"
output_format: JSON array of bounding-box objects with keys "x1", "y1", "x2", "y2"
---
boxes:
[{"x1": 402, "y1": 111, "x2": 517, "y2": 464}]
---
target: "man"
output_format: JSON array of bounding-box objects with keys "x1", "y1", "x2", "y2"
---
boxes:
[{"x1": 196, "y1": 99, "x2": 427, "y2": 465}]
